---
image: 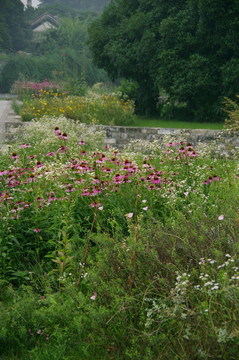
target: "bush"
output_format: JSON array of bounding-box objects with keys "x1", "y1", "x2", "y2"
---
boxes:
[{"x1": 223, "y1": 96, "x2": 239, "y2": 132}]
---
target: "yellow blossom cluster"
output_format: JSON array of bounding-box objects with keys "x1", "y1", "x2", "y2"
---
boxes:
[{"x1": 20, "y1": 91, "x2": 136, "y2": 126}]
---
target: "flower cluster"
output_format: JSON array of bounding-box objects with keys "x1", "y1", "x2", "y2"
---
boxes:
[{"x1": 20, "y1": 90, "x2": 135, "y2": 126}]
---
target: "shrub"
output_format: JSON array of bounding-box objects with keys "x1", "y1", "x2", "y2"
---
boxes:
[{"x1": 223, "y1": 96, "x2": 239, "y2": 132}]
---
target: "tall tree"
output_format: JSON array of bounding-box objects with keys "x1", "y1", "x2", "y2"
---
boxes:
[
  {"x1": 39, "y1": 0, "x2": 110, "y2": 13},
  {"x1": 0, "y1": 0, "x2": 32, "y2": 52},
  {"x1": 88, "y1": 0, "x2": 239, "y2": 120}
]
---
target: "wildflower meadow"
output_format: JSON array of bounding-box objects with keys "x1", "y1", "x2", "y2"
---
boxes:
[
  {"x1": 0, "y1": 87, "x2": 239, "y2": 359},
  {"x1": 12, "y1": 80, "x2": 135, "y2": 126}
]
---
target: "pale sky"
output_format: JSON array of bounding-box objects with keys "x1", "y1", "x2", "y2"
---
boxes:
[{"x1": 21, "y1": 0, "x2": 41, "y2": 8}]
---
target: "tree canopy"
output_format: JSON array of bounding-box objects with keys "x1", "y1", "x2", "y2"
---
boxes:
[
  {"x1": 0, "y1": 0, "x2": 32, "y2": 52},
  {"x1": 88, "y1": 0, "x2": 239, "y2": 120},
  {"x1": 39, "y1": 0, "x2": 110, "y2": 13}
]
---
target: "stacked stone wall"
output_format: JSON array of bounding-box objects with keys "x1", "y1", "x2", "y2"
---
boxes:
[{"x1": 5, "y1": 121, "x2": 239, "y2": 156}]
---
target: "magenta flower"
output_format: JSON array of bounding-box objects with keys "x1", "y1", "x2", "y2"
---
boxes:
[
  {"x1": 34, "y1": 228, "x2": 41, "y2": 232},
  {"x1": 46, "y1": 152, "x2": 56, "y2": 157}
]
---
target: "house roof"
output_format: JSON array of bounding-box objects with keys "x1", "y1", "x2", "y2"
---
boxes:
[{"x1": 31, "y1": 12, "x2": 61, "y2": 32}]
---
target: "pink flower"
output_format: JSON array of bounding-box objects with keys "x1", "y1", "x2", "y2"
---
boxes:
[
  {"x1": 11, "y1": 153, "x2": 19, "y2": 160},
  {"x1": 46, "y1": 152, "x2": 56, "y2": 157},
  {"x1": 143, "y1": 207, "x2": 148, "y2": 211},
  {"x1": 54, "y1": 127, "x2": 61, "y2": 135},
  {"x1": 90, "y1": 202, "x2": 101, "y2": 208},
  {"x1": 57, "y1": 145, "x2": 69, "y2": 153},
  {"x1": 20, "y1": 144, "x2": 31, "y2": 148},
  {"x1": 184, "y1": 192, "x2": 189, "y2": 196},
  {"x1": 125, "y1": 213, "x2": 133, "y2": 219},
  {"x1": 90, "y1": 292, "x2": 97, "y2": 300},
  {"x1": 59, "y1": 132, "x2": 68, "y2": 140},
  {"x1": 98, "y1": 206, "x2": 103, "y2": 211},
  {"x1": 218, "y1": 215, "x2": 224, "y2": 221},
  {"x1": 34, "y1": 228, "x2": 41, "y2": 232}
]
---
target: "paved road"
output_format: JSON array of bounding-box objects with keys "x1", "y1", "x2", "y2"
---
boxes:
[{"x1": 0, "y1": 100, "x2": 12, "y2": 147}]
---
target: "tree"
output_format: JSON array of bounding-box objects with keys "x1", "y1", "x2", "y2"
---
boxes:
[
  {"x1": 0, "y1": 0, "x2": 32, "y2": 52},
  {"x1": 39, "y1": 0, "x2": 110, "y2": 13},
  {"x1": 34, "y1": 15, "x2": 108, "y2": 86},
  {"x1": 88, "y1": 0, "x2": 185, "y2": 115},
  {"x1": 156, "y1": 0, "x2": 239, "y2": 121},
  {"x1": 88, "y1": 0, "x2": 239, "y2": 120}
]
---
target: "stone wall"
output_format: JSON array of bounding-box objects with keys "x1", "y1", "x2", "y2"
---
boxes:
[
  {"x1": 5, "y1": 121, "x2": 239, "y2": 156},
  {"x1": 93, "y1": 125, "x2": 239, "y2": 156}
]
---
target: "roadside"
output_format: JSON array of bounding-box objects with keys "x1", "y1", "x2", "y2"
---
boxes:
[{"x1": 0, "y1": 97, "x2": 22, "y2": 147}]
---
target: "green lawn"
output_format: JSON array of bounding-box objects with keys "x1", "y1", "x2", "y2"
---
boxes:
[{"x1": 133, "y1": 117, "x2": 224, "y2": 130}]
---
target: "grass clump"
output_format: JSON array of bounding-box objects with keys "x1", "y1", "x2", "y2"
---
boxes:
[{"x1": 0, "y1": 116, "x2": 238, "y2": 359}]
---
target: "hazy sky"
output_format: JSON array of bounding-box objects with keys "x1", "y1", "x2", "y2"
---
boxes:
[{"x1": 21, "y1": 0, "x2": 41, "y2": 8}]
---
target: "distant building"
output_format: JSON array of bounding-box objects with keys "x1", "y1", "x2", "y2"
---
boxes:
[{"x1": 31, "y1": 13, "x2": 60, "y2": 33}]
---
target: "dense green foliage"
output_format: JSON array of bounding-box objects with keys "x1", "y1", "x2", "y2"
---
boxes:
[
  {"x1": 39, "y1": 0, "x2": 110, "y2": 13},
  {"x1": 88, "y1": 0, "x2": 239, "y2": 121},
  {"x1": 0, "y1": 55, "x2": 58, "y2": 93},
  {"x1": 0, "y1": 13, "x2": 108, "y2": 92},
  {"x1": 28, "y1": 2, "x2": 81, "y2": 19},
  {"x1": 0, "y1": 0, "x2": 32, "y2": 52}
]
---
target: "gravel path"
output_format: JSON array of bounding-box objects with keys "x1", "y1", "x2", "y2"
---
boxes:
[{"x1": 0, "y1": 98, "x2": 22, "y2": 147}]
